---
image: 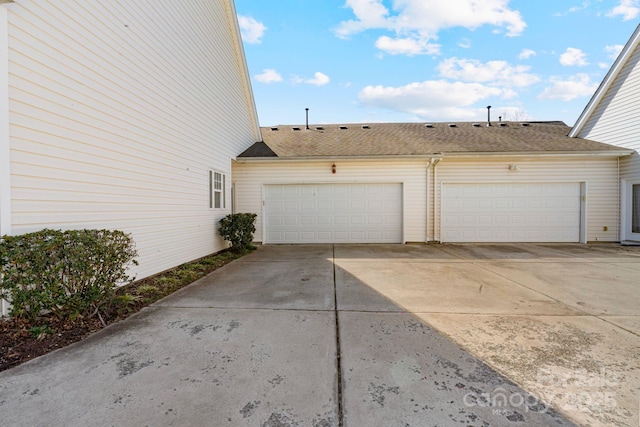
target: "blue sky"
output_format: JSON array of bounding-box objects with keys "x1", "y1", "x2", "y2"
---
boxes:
[{"x1": 234, "y1": 0, "x2": 639, "y2": 127}]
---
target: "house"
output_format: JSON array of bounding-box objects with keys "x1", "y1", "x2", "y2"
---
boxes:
[
  {"x1": 233, "y1": 121, "x2": 631, "y2": 244},
  {"x1": 570, "y1": 23, "x2": 640, "y2": 244},
  {"x1": 0, "y1": 0, "x2": 261, "y2": 313}
]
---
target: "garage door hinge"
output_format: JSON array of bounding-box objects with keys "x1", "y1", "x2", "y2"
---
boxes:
[{"x1": 582, "y1": 196, "x2": 586, "y2": 202}]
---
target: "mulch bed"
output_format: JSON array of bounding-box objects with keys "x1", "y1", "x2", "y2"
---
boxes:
[
  {"x1": 1, "y1": 315, "x2": 116, "y2": 372},
  {"x1": 0, "y1": 249, "x2": 246, "y2": 372}
]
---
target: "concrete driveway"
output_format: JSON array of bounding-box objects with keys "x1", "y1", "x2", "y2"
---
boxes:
[{"x1": 0, "y1": 244, "x2": 638, "y2": 426}]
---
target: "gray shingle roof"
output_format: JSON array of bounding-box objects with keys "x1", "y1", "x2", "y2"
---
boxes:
[{"x1": 239, "y1": 121, "x2": 628, "y2": 158}]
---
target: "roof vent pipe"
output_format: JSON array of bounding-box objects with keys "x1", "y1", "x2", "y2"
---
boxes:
[
  {"x1": 487, "y1": 106, "x2": 492, "y2": 126},
  {"x1": 305, "y1": 108, "x2": 309, "y2": 130}
]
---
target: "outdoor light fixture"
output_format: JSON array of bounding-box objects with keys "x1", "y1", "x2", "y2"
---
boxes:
[
  {"x1": 332, "y1": 163, "x2": 336, "y2": 174},
  {"x1": 508, "y1": 164, "x2": 520, "y2": 171}
]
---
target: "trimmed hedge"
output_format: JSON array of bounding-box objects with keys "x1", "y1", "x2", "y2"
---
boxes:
[
  {"x1": 0, "y1": 229, "x2": 138, "y2": 323},
  {"x1": 218, "y1": 213, "x2": 257, "y2": 252}
]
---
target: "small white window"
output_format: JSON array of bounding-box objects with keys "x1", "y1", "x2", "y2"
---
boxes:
[{"x1": 209, "y1": 171, "x2": 225, "y2": 209}]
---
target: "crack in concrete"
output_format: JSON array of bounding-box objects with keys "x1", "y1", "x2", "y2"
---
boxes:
[{"x1": 332, "y1": 244, "x2": 344, "y2": 427}]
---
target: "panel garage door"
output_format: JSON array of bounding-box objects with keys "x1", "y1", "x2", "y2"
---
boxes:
[
  {"x1": 442, "y1": 182, "x2": 581, "y2": 242},
  {"x1": 265, "y1": 183, "x2": 402, "y2": 243}
]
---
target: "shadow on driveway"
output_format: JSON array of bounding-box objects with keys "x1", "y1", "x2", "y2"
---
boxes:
[{"x1": 1, "y1": 243, "x2": 637, "y2": 426}]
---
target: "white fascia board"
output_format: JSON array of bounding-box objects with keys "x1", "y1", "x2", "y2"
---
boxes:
[
  {"x1": 0, "y1": 5, "x2": 11, "y2": 236},
  {"x1": 235, "y1": 155, "x2": 444, "y2": 163},
  {"x1": 570, "y1": 24, "x2": 640, "y2": 137},
  {"x1": 440, "y1": 150, "x2": 634, "y2": 158},
  {"x1": 235, "y1": 150, "x2": 633, "y2": 163}
]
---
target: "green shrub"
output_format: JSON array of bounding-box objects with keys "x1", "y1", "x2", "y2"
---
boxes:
[
  {"x1": 136, "y1": 284, "x2": 162, "y2": 298},
  {"x1": 0, "y1": 229, "x2": 138, "y2": 324},
  {"x1": 218, "y1": 213, "x2": 257, "y2": 252},
  {"x1": 111, "y1": 293, "x2": 140, "y2": 315},
  {"x1": 28, "y1": 324, "x2": 54, "y2": 339}
]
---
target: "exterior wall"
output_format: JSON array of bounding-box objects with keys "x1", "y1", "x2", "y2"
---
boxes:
[
  {"x1": 235, "y1": 156, "x2": 621, "y2": 244},
  {"x1": 0, "y1": 5, "x2": 9, "y2": 316},
  {"x1": 232, "y1": 160, "x2": 430, "y2": 243},
  {"x1": 620, "y1": 153, "x2": 640, "y2": 183},
  {"x1": 5, "y1": 0, "x2": 259, "y2": 279},
  {"x1": 577, "y1": 44, "x2": 640, "y2": 148},
  {"x1": 435, "y1": 157, "x2": 621, "y2": 242},
  {"x1": 572, "y1": 38, "x2": 640, "y2": 241},
  {"x1": 576, "y1": 42, "x2": 640, "y2": 182}
]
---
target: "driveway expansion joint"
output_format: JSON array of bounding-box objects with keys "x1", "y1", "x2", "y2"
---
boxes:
[{"x1": 332, "y1": 244, "x2": 345, "y2": 427}]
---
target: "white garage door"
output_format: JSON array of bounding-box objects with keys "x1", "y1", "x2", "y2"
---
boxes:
[
  {"x1": 265, "y1": 183, "x2": 403, "y2": 243},
  {"x1": 442, "y1": 182, "x2": 581, "y2": 242}
]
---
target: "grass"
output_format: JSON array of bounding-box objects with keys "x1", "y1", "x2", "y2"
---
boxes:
[{"x1": 115, "y1": 248, "x2": 250, "y2": 307}]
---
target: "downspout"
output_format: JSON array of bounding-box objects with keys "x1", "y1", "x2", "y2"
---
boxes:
[
  {"x1": 617, "y1": 156, "x2": 621, "y2": 242},
  {"x1": 426, "y1": 157, "x2": 442, "y2": 242},
  {"x1": 431, "y1": 158, "x2": 441, "y2": 242},
  {"x1": 426, "y1": 159, "x2": 433, "y2": 242}
]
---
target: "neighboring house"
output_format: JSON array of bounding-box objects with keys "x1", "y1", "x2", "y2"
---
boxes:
[
  {"x1": 570, "y1": 24, "x2": 640, "y2": 244},
  {"x1": 234, "y1": 121, "x2": 631, "y2": 244},
  {"x1": 0, "y1": 0, "x2": 261, "y2": 313}
]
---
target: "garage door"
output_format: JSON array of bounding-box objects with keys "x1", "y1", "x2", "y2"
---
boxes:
[
  {"x1": 442, "y1": 182, "x2": 581, "y2": 242},
  {"x1": 264, "y1": 183, "x2": 402, "y2": 243}
]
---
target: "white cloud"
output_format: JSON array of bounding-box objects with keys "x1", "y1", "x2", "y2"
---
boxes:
[
  {"x1": 335, "y1": 0, "x2": 526, "y2": 56},
  {"x1": 605, "y1": 44, "x2": 624, "y2": 59},
  {"x1": 254, "y1": 69, "x2": 283, "y2": 84},
  {"x1": 335, "y1": 0, "x2": 391, "y2": 38},
  {"x1": 518, "y1": 48, "x2": 536, "y2": 60},
  {"x1": 458, "y1": 38, "x2": 472, "y2": 49},
  {"x1": 607, "y1": 0, "x2": 640, "y2": 20},
  {"x1": 569, "y1": 2, "x2": 591, "y2": 13},
  {"x1": 292, "y1": 72, "x2": 331, "y2": 86},
  {"x1": 538, "y1": 73, "x2": 598, "y2": 101},
  {"x1": 375, "y1": 36, "x2": 440, "y2": 56},
  {"x1": 358, "y1": 80, "x2": 509, "y2": 120},
  {"x1": 555, "y1": 2, "x2": 591, "y2": 16},
  {"x1": 559, "y1": 47, "x2": 589, "y2": 66},
  {"x1": 238, "y1": 15, "x2": 267, "y2": 44},
  {"x1": 307, "y1": 72, "x2": 331, "y2": 86},
  {"x1": 438, "y1": 58, "x2": 540, "y2": 87}
]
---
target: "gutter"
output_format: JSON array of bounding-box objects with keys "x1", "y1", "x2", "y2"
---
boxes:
[
  {"x1": 235, "y1": 150, "x2": 633, "y2": 162},
  {"x1": 426, "y1": 158, "x2": 441, "y2": 243},
  {"x1": 438, "y1": 150, "x2": 633, "y2": 158}
]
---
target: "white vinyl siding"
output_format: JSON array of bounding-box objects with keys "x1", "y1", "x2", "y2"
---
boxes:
[
  {"x1": 0, "y1": 6, "x2": 8, "y2": 316},
  {"x1": 571, "y1": 39, "x2": 640, "y2": 241},
  {"x1": 577, "y1": 44, "x2": 640, "y2": 154},
  {"x1": 620, "y1": 154, "x2": 640, "y2": 238},
  {"x1": 6, "y1": 1, "x2": 258, "y2": 279},
  {"x1": 435, "y1": 158, "x2": 620, "y2": 242},
  {"x1": 620, "y1": 153, "x2": 640, "y2": 180},
  {"x1": 234, "y1": 156, "x2": 620, "y2": 244},
  {"x1": 233, "y1": 160, "x2": 427, "y2": 243},
  {"x1": 0, "y1": 6, "x2": 9, "y2": 237}
]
